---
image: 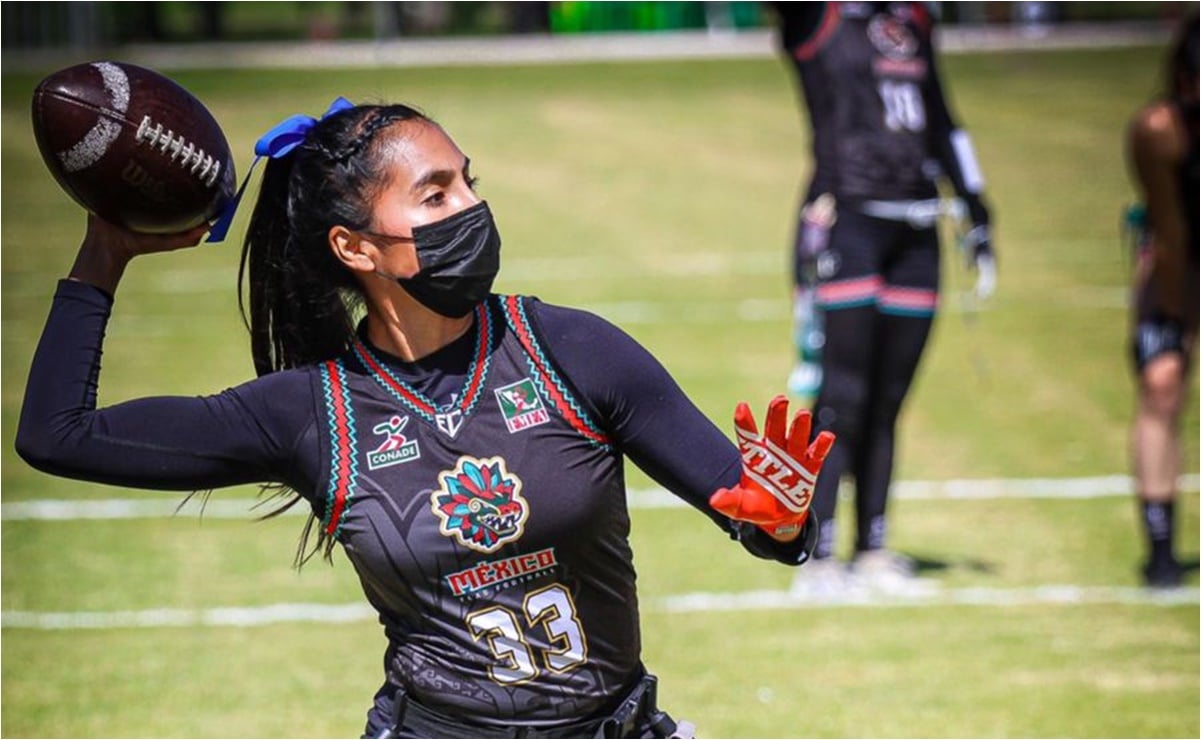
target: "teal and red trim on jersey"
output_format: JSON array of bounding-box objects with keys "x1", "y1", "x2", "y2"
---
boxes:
[
  {"x1": 816, "y1": 275, "x2": 883, "y2": 310},
  {"x1": 815, "y1": 277, "x2": 937, "y2": 315},
  {"x1": 878, "y1": 285, "x2": 938, "y2": 317},
  {"x1": 794, "y1": 2, "x2": 841, "y2": 61},
  {"x1": 500, "y1": 295, "x2": 612, "y2": 448},
  {"x1": 319, "y1": 358, "x2": 359, "y2": 538},
  {"x1": 351, "y1": 300, "x2": 493, "y2": 426}
]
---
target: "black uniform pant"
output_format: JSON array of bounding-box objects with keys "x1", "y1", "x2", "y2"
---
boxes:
[{"x1": 806, "y1": 206, "x2": 940, "y2": 558}]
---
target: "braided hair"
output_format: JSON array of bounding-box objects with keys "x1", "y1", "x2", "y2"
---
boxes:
[
  {"x1": 239, "y1": 103, "x2": 431, "y2": 376},
  {"x1": 236, "y1": 102, "x2": 430, "y2": 563}
]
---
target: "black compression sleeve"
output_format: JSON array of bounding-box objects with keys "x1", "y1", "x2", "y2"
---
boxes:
[
  {"x1": 15, "y1": 280, "x2": 317, "y2": 493},
  {"x1": 526, "y1": 301, "x2": 741, "y2": 513},
  {"x1": 529, "y1": 301, "x2": 816, "y2": 564},
  {"x1": 923, "y1": 34, "x2": 990, "y2": 223}
]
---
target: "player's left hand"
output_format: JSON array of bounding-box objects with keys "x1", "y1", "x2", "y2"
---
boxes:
[
  {"x1": 961, "y1": 224, "x2": 996, "y2": 300},
  {"x1": 959, "y1": 194, "x2": 996, "y2": 300},
  {"x1": 709, "y1": 395, "x2": 835, "y2": 539}
]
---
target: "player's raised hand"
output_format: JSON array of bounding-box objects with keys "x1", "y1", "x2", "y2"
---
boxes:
[
  {"x1": 83, "y1": 213, "x2": 211, "y2": 257},
  {"x1": 71, "y1": 214, "x2": 211, "y2": 295},
  {"x1": 709, "y1": 395, "x2": 835, "y2": 539}
]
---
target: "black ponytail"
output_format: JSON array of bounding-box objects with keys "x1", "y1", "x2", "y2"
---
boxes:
[
  {"x1": 238, "y1": 103, "x2": 431, "y2": 376},
  {"x1": 235, "y1": 102, "x2": 430, "y2": 564},
  {"x1": 1166, "y1": 12, "x2": 1199, "y2": 101}
]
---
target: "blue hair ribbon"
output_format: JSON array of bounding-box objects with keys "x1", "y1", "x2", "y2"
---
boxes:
[{"x1": 207, "y1": 97, "x2": 355, "y2": 243}]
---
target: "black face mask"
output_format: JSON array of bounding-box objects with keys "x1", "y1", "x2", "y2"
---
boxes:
[{"x1": 391, "y1": 201, "x2": 501, "y2": 319}]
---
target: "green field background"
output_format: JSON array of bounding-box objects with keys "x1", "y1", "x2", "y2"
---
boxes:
[{"x1": 2, "y1": 42, "x2": 1198, "y2": 738}]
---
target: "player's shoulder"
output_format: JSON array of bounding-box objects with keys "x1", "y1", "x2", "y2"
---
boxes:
[
  {"x1": 890, "y1": 2, "x2": 935, "y2": 33},
  {"x1": 1129, "y1": 100, "x2": 1187, "y2": 159},
  {"x1": 520, "y1": 296, "x2": 603, "y2": 321},
  {"x1": 518, "y1": 296, "x2": 626, "y2": 338},
  {"x1": 1131, "y1": 100, "x2": 1178, "y2": 136}
]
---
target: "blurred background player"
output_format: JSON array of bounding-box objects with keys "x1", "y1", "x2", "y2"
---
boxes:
[
  {"x1": 1125, "y1": 14, "x2": 1198, "y2": 589},
  {"x1": 770, "y1": 1, "x2": 996, "y2": 593}
]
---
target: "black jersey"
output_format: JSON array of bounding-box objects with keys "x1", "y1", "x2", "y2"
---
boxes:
[
  {"x1": 778, "y1": 2, "x2": 973, "y2": 203},
  {"x1": 17, "y1": 280, "x2": 815, "y2": 733},
  {"x1": 1177, "y1": 98, "x2": 1199, "y2": 262},
  {"x1": 321, "y1": 295, "x2": 639, "y2": 722}
]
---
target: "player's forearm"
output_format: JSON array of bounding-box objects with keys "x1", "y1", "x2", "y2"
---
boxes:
[
  {"x1": 933, "y1": 129, "x2": 988, "y2": 216},
  {"x1": 69, "y1": 232, "x2": 131, "y2": 296},
  {"x1": 15, "y1": 279, "x2": 282, "y2": 490}
]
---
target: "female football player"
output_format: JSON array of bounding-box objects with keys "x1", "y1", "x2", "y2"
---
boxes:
[
  {"x1": 771, "y1": 1, "x2": 995, "y2": 593},
  {"x1": 1125, "y1": 16, "x2": 1198, "y2": 588},
  {"x1": 16, "y1": 98, "x2": 833, "y2": 737}
]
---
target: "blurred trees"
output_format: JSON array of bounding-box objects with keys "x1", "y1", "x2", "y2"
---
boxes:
[{"x1": 1, "y1": 1, "x2": 1190, "y2": 49}]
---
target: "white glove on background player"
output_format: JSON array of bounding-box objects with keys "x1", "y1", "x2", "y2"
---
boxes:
[
  {"x1": 958, "y1": 191, "x2": 997, "y2": 301},
  {"x1": 961, "y1": 223, "x2": 996, "y2": 300}
]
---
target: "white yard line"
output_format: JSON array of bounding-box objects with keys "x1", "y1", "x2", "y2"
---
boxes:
[
  {"x1": 1, "y1": 497, "x2": 295, "y2": 521},
  {"x1": 4, "y1": 475, "x2": 1198, "y2": 521},
  {"x1": 631, "y1": 474, "x2": 1201, "y2": 508},
  {"x1": 0, "y1": 603, "x2": 377, "y2": 630},
  {"x1": 3, "y1": 584, "x2": 1195, "y2": 630},
  {"x1": 659, "y1": 583, "x2": 1201, "y2": 612},
  {"x1": 5, "y1": 474, "x2": 1196, "y2": 629}
]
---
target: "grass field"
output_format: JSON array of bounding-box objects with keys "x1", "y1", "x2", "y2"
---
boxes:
[{"x1": 2, "y1": 39, "x2": 1198, "y2": 738}]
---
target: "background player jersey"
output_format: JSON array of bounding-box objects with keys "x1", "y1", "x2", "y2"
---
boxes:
[
  {"x1": 1178, "y1": 98, "x2": 1199, "y2": 262},
  {"x1": 789, "y1": 2, "x2": 944, "y2": 202}
]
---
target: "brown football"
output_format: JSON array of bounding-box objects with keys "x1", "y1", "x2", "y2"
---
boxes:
[{"x1": 31, "y1": 61, "x2": 236, "y2": 234}]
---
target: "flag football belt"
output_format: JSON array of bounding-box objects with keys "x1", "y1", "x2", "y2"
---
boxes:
[
  {"x1": 858, "y1": 198, "x2": 949, "y2": 229},
  {"x1": 377, "y1": 672, "x2": 695, "y2": 738}
]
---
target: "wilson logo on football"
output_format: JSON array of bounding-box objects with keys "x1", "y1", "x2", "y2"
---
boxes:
[
  {"x1": 430, "y1": 456, "x2": 528, "y2": 553},
  {"x1": 31, "y1": 59, "x2": 236, "y2": 233}
]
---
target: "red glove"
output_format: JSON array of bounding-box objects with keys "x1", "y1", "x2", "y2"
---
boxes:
[{"x1": 709, "y1": 395, "x2": 835, "y2": 538}]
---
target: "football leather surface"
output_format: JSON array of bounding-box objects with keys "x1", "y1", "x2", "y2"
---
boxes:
[{"x1": 31, "y1": 61, "x2": 236, "y2": 233}]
